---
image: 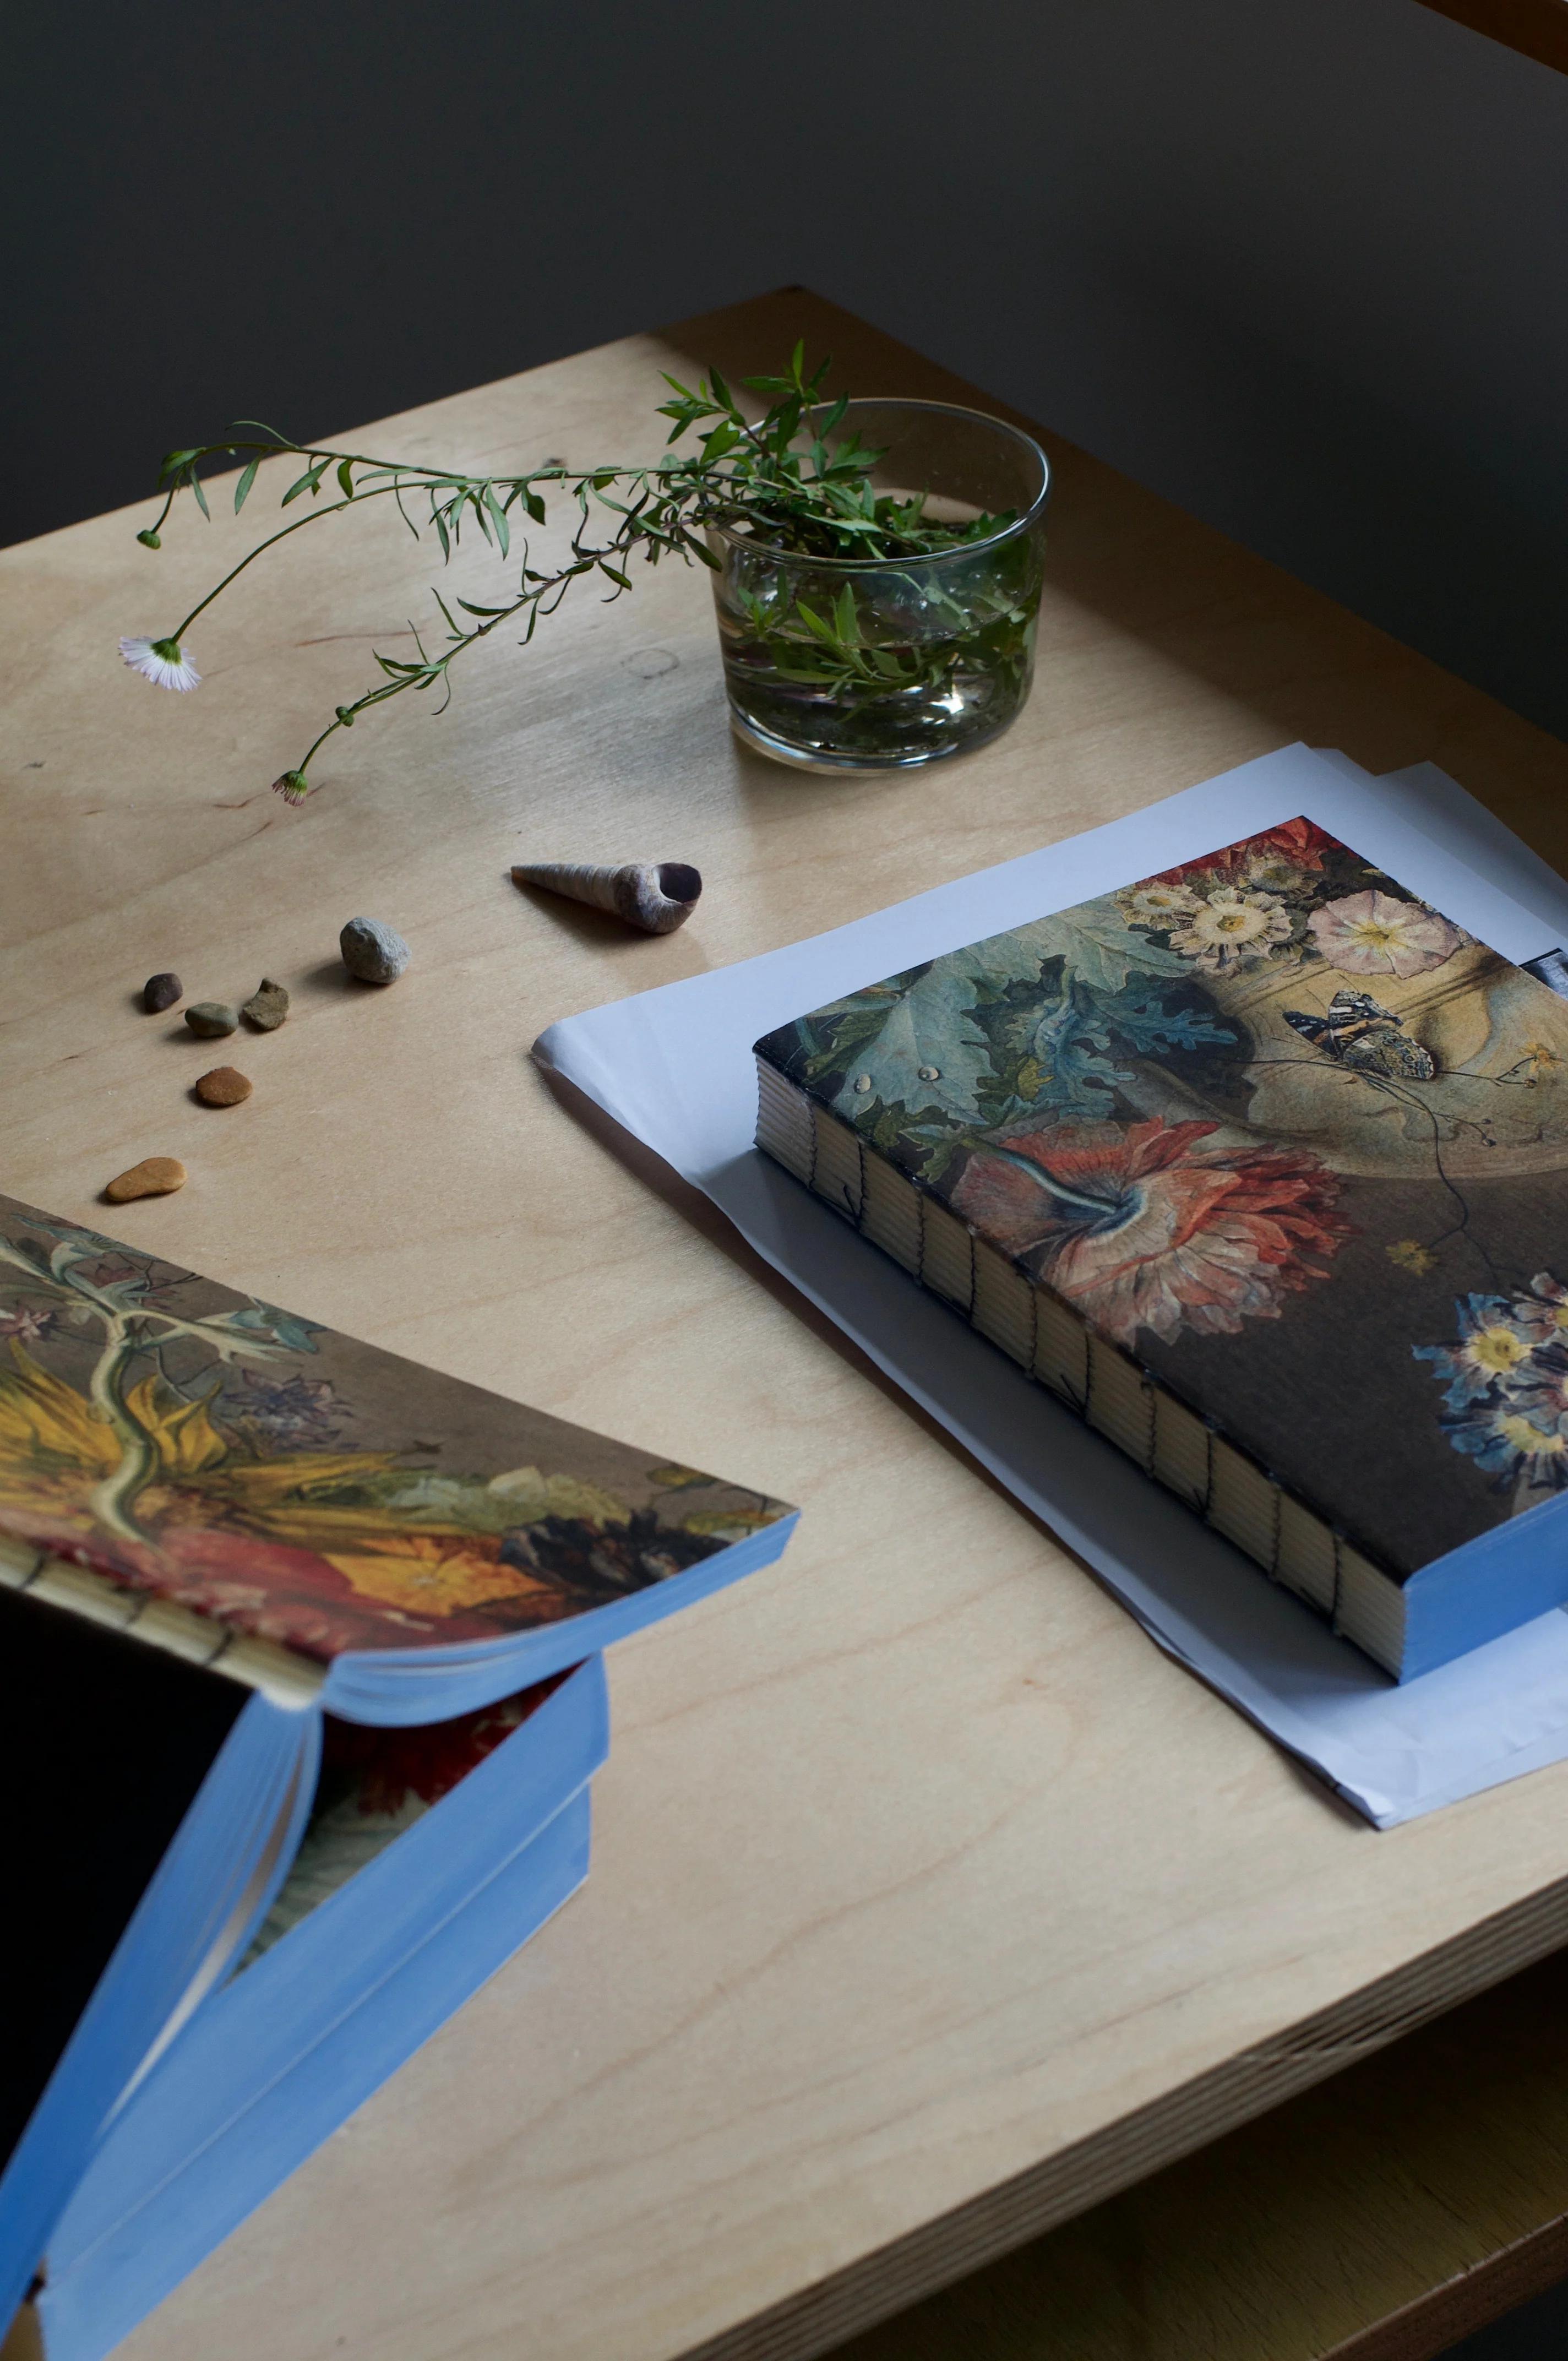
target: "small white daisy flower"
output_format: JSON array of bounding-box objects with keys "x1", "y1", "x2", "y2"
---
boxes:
[{"x1": 119, "y1": 635, "x2": 200, "y2": 692}]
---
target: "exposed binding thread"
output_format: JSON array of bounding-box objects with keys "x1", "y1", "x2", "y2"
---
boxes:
[{"x1": 759, "y1": 1080, "x2": 1405, "y2": 1671}]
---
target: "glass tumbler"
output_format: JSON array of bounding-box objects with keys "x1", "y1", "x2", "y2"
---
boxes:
[{"x1": 707, "y1": 398, "x2": 1050, "y2": 773}]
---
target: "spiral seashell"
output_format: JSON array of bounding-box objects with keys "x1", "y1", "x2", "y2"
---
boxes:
[{"x1": 510, "y1": 859, "x2": 703, "y2": 935}]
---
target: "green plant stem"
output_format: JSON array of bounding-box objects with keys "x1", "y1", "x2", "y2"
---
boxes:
[
  {"x1": 167, "y1": 485, "x2": 404, "y2": 640},
  {"x1": 83, "y1": 1326, "x2": 159, "y2": 1542},
  {"x1": 134, "y1": 350, "x2": 1019, "y2": 795}
]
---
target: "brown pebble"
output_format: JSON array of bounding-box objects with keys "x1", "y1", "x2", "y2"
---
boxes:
[
  {"x1": 194, "y1": 1065, "x2": 253, "y2": 1107},
  {"x1": 186, "y1": 1002, "x2": 238, "y2": 1038},
  {"x1": 104, "y1": 1156, "x2": 187, "y2": 1203},
  {"x1": 241, "y1": 978, "x2": 290, "y2": 1030},
  {"x1": 143, "y1": 971, "x2": 182, "y2": 1014}
]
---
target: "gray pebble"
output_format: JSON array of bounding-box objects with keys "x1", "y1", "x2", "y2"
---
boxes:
[
  {"x1": 186, "y1": 1002, "x2": 238, "y2": 1038},
  {"x1": 340, "y1": 916, "x2": 410, "y2": 984},
  {"x1": 143, "y1": 971, "x2": 182, "y2": 1014}
]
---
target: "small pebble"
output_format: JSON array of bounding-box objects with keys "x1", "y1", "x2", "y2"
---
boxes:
[
  {"x1": 186, "y1": 1002, "x2": 238, "y2": 1038},
  {"x1": 242, "y1": 978, "x2": 290, "y2": 1031},
  {"x1": 143, "y1": 972, "x2": 182, "y2": 1014},
  {"x1": 105, "y1": 1156, "x2": 187, "y2": 1203},
  {"x1": 340, "y1": 916, "x2": 410, "y2": 984},
  {"x1": 194, "y1": 1065, "x2": 252, "y2": 1107}
]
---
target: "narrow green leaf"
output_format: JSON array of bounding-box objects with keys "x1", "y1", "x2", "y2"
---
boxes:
[
  {"x1": 337, "y1": 458, "x2": 355, "y2": 499},
  {"x1": 190, "y1": 472, "x2": 211, "y2": 521},
  {"x1": 234, "y1": 457, "x2": 260, "y2": 513},
  {"x1": 795, "y1": 600, "x2": 840, "y2": 648},
  {"x1": 599, "y1": 563, "x2": 631, "y2": 589},
  {"x1": 482, "y1": 482, "x2": 509, "y2": 556},
  {"x1": 281, "y1": 467, "x2": 317, "y2": 507}
]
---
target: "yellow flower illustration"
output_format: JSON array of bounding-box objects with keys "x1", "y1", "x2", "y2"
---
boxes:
[
  {"x1": 0, "y1": 1342, "x2": 119, "y2": 1476},
  {"x1": 1386, "y1": 1239, "x2": 1436, "y2": 1276},
  {"x1": 322, "y1": 1531, "x2": 542, "y2": 1618},
  {"x1": 124, "y1": 1374, "x2": 229, "y2": 1477},
  {"x1": 1463, "y1": 1324, "x2": 1532, "y2": 1380},
  {"x1": 1491, "y1": 1412, "x2": 1568, "y2": 1465}
]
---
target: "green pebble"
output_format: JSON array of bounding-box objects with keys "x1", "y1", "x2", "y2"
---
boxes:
[{"x1": 186, "y1": 1002, "x2": 238, "y2": 1038}]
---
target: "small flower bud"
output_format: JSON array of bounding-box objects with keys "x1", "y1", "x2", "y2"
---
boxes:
[
  {"x1": 271, "y1": 771, "x2": 310, "y2": 805},
  {"x1": 335, "y1": 705, "x2": 356, "y2": 727},
  {"x1": 136, "y1": 529, "x2": 161, "y2": 550}
]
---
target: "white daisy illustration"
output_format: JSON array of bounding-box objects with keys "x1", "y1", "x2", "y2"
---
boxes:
[
  {"x1": 1118, "y1": 880, "x2": 1200, "y2": 926},
  {"x1": 119, "y1": 635, "x2": 200, "y2": 692},
  {"x1": 1168, "y1": 886, "x2": 1293, "y2": 972}
]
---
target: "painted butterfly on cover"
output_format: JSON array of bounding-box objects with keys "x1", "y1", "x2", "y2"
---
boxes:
[{"x1": 1282, "y1": 988, "x2": 1436, "y2": 1080}]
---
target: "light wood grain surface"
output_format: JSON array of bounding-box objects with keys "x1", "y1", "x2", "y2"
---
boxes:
[
  {"x1": 829, "y1": 1946, "x2": 1568, "y2": 2361},
  {"x1": 6, "y1": 289, "x2": 1568, "y2": 2361}
]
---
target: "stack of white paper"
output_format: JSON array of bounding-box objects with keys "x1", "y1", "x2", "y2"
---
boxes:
[{"x1": 536, "y1": 747, "x2": 1568, "y2": 1825}]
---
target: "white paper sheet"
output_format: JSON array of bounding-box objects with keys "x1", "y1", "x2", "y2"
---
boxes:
[{"x1": 535, "y1": 744, "x2": 1568, "y2": 1825}]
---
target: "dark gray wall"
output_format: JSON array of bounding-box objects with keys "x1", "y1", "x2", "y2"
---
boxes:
[{"x1": 7, "y1": 0, "x2": 1567, "y2": 742}]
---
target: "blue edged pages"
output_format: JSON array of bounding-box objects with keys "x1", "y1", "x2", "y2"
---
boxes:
[
  {"x1": 755, "y1": 817, "x2": 1568, "y2": 1680},
  {"x1": 0, "y1": 1193, "x2": 796, "y2": 2347}
]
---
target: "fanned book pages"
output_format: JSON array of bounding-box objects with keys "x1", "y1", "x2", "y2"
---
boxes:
[
  {"x1": 754, "y1": 817, "x2": 1568, "y2": 1683},
  {"x1": 0, "y1": 1195, "x2": 795, "y2": 2353}
]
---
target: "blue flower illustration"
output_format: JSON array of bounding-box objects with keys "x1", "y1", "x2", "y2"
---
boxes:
[
  {"x1": 1419, "y1": 1274, "x2": 1568, "y2": 1488},
  {"x1": 1413, "y1": 1293, "x2": 1538, "y2": 1408}
]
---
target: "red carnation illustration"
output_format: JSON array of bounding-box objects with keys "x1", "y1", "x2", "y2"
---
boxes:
[
  {"x1": 1146, "y1": 816, "x2": 1336, "y2": 895},
  {"x1": 952, "y1": 1116, "x2": 1350, "y2": 1348}
]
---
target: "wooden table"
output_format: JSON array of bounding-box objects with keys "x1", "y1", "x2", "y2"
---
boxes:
[{"x1": 6, "y1": 290, "x2": 1568, "y2": 2361}]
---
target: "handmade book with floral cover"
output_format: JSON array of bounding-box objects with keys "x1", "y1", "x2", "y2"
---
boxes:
[
  {"x1": 0, "y1": 1194, "x2": 796, "y2": 1705},
  {"x1": 0, "y1": 1195, "x2": 796, "y2": 2345},
  {"x1": 754, "y1": 818, "x2": 1568, "y2": 1680}
]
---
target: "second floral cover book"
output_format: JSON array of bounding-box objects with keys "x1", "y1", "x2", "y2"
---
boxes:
[{"x1": 755, "y1": 818, "x2": 1568, "y2": 1671}]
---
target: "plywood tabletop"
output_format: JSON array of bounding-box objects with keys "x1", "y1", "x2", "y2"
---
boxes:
[
  {"x1": 6, "y1": 288, "x2": 1568, "y2": 2361},
  {"x1": 830, "y1": 1945, "x2": 1568, "y2": 2361}
]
